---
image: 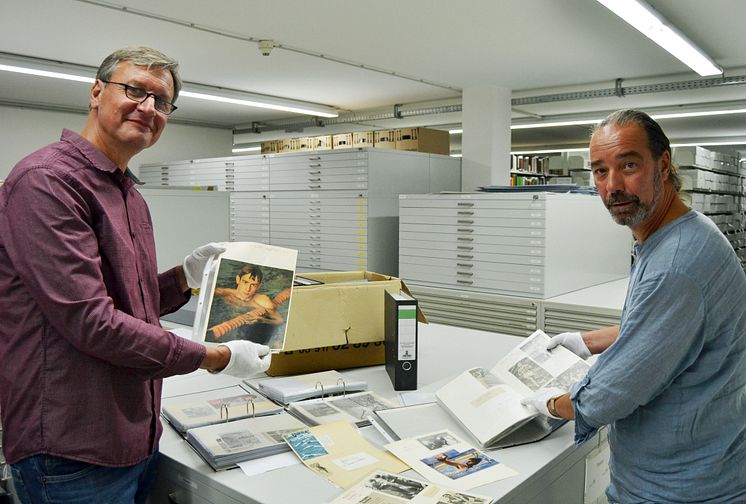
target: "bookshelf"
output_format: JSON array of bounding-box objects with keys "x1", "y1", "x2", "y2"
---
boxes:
[{"x1": 673, "y1": 146, "x2": 746, "y2": 267}]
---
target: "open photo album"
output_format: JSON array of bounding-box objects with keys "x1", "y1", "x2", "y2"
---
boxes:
[
  {"x1": 433, "y1": 329, "x2": 589, "y2": 449},
  {"x1": 192, "y1": 241, "x2": 297, "y2": 351}
]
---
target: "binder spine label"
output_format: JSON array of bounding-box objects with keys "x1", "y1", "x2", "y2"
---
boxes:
[{"x1": 397, "y1": 306, "x2": 417, "y2": 360}]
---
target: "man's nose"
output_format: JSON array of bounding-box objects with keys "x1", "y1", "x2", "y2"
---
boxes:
[
  {"x1": 136, "y1": 94, "x2": 158, "y2": 114},
  {"x1": 605, "y1": 169, "x2": 624, "y2": 194}
]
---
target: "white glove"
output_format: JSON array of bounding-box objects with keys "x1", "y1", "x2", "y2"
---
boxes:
[
  {"x1": 546, "y1": 331, "x2": 591, "y2": 359},
  {"x1": 520, "y1": 387, "x2": 566, "y2": 419},
  {"x1": 182, "y1": 242, "x2": 226, "y2": 289},
  {"x1": 217, "y1": 340, "x2": 272, "y2": 377}
]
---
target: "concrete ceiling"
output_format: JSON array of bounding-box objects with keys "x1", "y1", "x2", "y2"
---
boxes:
[{"x1": 1, "y1": 0, "x2": 745, "y2": 153}]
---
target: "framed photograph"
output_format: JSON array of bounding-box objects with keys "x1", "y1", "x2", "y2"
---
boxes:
[{"x1": 192, "y1": 242, "x2": 297, "y2": 351}]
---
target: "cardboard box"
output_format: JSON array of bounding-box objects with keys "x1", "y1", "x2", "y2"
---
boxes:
[
  {"x1": 374, "y1": 130, "x2": 396, "y2": 150},
  {"x1": 333, "y1": 133, "x2": 354, "y2": 149},
  {"x1": 296, "y1": 137, "x2": 314, "y2": 152},
  {"x1": 279, "y1": 138, "x2": 298, "y2": 153},
  {"x1": 313, "y1": 135, "x2": 333, "y2": 151},
  {"x1": 260, "y1": 140, "x2": 279, "y2": 154},
  {"x1": 352, "y1": 131, "x2": 375, "y2": 147},
  {"x1": 395, "y1": 127, "x2": 449, "y2": 155},
  {"x1": 267, "y1": 271, "x2": 427, "y2": 376}
]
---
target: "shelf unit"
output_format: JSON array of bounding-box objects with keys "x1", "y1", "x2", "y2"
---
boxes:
[
  {"x1": 673, "y1": 146, "x2": 746, "y2": 266},
  {"x1": 140, "y1": 148, "x2": 461, "y2": 276}
]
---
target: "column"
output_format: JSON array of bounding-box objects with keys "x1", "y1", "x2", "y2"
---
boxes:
[{"x1": 460, "y1": 85, "x2": 512, "y2": 191}]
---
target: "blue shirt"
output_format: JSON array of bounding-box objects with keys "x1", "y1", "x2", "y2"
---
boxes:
[{"x1": 570, "y1": 211, "x2": 746, "y2": 503}]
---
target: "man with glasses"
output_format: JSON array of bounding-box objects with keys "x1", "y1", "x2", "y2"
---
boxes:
[{"x1": 0, "y1": 46, "x2": 270, "y2": 503}]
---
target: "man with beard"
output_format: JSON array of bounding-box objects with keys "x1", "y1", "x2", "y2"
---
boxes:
[{"x1": 521, "y1": 110, "x2": 746, "y2": 503}]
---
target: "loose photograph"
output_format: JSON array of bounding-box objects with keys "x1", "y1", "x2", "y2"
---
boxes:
[{"x1": 421, "y1": 449, "x2": 498, "y2": 481}]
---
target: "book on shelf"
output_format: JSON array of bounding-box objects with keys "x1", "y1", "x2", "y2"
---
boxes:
[
  {"x1": 385, "y1": 429, "x2": 517, "y2": 491},
  {"x1": 283, "y1": 421, "x2": 409, "y2": 489},
  {"x1": 329, "y1": 469, "x2": 494, "y2": 504},
  {"x1": 161, "y1": 385, "x2": 284, "y2": 435},
  {"x1": 185, "y1": 411, "x2": 308, "y2": 471},
  {"x1": 434, "y1": 329, "x2": 589, "y2": 449},
  {"x1": 192, "y1": 241, "x2": 297, "y2": 351},
  {"x1": 287, "y1": 390, "x2": 399, "y2": 428},
  {"x1": 244, "y1": 370, "x2": 368, "y2": 404}
]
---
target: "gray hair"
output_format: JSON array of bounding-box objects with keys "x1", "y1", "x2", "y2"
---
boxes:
[
  {"x1": 96, "y1": 46, "x2": 182, "y2": 102},
  {"x1": 593, "y1": 109, "x2": 682, "y2": 191}
]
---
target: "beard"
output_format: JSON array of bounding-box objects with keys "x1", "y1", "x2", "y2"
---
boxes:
[{"x1": 604, "y1": 169, "x2": 663, "y2": 226}]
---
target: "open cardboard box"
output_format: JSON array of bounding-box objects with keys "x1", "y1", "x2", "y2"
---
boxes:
[{"x1": 267, "y1": 271, "x2": 427, "y2": 376}]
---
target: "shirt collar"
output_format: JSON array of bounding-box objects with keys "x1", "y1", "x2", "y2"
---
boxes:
[
  {"x1": 634, "y1": 209, "x2": 695, "y2": 258},
  {"x1": 60, "y1": 129, "x2": 142, "y2": 188}
]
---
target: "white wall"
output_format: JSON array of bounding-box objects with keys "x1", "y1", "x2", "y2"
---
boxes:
[{"x1": 0, "y1": 105, "x2": 233, "y2": 179}]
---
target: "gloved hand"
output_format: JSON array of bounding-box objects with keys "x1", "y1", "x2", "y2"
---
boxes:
[
  {"x1": 217, "y1": 340, "x2": 272, "y2": 376},
  {"x1": 520, "y1": 387, "x2": 566, "y2": 419},
  {"x1": 182, "y1": 242, "x2": 227, "y2": 289},
  {"x1": 546, "y1": 331, "x2": 591, "y2": 359}
]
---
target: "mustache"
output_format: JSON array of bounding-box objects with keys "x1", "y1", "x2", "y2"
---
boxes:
[{"x1": 605, "y1": 193, "x2": 640, "y2": 207}]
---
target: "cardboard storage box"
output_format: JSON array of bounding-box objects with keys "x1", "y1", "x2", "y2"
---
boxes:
[
  {"x1": 333, "y1": 133, "x2": 354, "y2": 149},
  {"x1": 267, "y1": 271, "x2": 426, "y2": 376},
  {"x1": 260, "y1": 140, "x2": 279, "y2": 154},
  {"x1": 374, "y1": 130, "x2": 396, "y2": 149},
  {"x1": 313, "y1": 135, "x2": 333, "y2": 151},
  {"x1": 352, "y1": 131, "x2": 375, "y2": 147},
  {"x1": 395, "y1": 127, "x2": 449, "y2": 155}
]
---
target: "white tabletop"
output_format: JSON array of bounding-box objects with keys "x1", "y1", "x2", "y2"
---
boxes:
[{"x1": 157, "y1": 323, "x2": 597, "y2": 504}]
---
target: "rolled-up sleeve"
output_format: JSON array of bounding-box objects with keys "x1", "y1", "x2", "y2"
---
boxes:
[{"x1": 570, "y1": 271, "x2": 705, "y2": 444}]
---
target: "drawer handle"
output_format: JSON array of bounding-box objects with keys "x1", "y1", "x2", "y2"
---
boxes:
[
  {"x1": 309, "y1": 170, "x2": 321, "y2": 175},
  {"x1": 457, "y1": 237, "x2": 474, "y2": 242},
  {"x1": 457, "y1": 211, "x2": 474, "y2": 215},
  {"x1": 456, "y1": 271, "x2": 474, "y2": 276},
  {"x1": 457, "y1": 219, "x2": 474, "y2": 224},
  {"x1": 457, "y1": 246, "x2": 474, "y2": 250},
  {"x1": 457, "y1": 228, "x2": 474, "y2": 233},
  {"x1": 308, "y1": 178, "x2": 321, "y2": 182},
  {"x1": 309, "y1": 163, "x2": 322, "y2": 168},
  {"x1": 308, "y1": 156, "x2": 321, "y2": 161},
  {"x1": 457, "y1": 254, "x2": 474, "y2": 259},
  {"x1": 456, "y1": 279, "x2": 474, "y2": 284},
  {"x1": 456, "y1": 263, "x2": 473, "y2": 268},
  {"x1": 309, "y1": 185, "x2": 321, "y2": 189},
  {"x1": 457, "y1": 202, "x2": 474, "y2": 207}
]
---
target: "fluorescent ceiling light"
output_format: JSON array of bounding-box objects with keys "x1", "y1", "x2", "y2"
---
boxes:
[
  {"x1": 232, "y1": 146, "x2": 261, "y2": 153},
  {"x1": 0, "y1": 64, "x2": 94, "y2": 83},
  {"x1": 448, "y1": 129, "x2": 463, "y2": 135},
  {"x1": 672, "y1": 141, "x2": 746, "y2": 147},
  {"x1": 450, "y1": 153, "x2": 462, "y2": 157},
  {"x1": 179, "y1": 90, "x2": 338, "y2": 118},
  {"x1": 651, "y1": 109, "x2": 746, "y2": 120},
  {"x1": 511, "y1": 119, "x2": 601, "y2": 129},
  {"x1": 595, "y1": 0, "x2": 722, "y2": 76},
  {"x1": 510, "y1": 148, "x2": 590, "y2": 155},
  {"x1": 0, "y1": 57, "x2": 338, "y2": 118}
]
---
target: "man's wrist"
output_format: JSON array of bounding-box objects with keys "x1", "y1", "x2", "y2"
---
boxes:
[
  {"x1": 201, "y1": 345, "x2": 231, "y2": 373},
  {"x1": 547, "y1": 394, "x2": 563, "y2": 418}
]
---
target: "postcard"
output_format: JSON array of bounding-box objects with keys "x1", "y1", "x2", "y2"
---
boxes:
[{"x1": 385, "y1": 430, "x2": 517, "y2": 491}]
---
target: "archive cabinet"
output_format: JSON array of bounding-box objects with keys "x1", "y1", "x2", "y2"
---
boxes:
[
  {"x1": 398, "y1": 192, "x2": 631, "y2": 300},
  {"x1": 139, "y1": 148, "x2": 461, "y2": 275}
]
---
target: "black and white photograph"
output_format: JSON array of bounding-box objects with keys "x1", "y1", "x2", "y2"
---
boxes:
[
  {"x1": 508, "y1": 357, "x2": 553, "y2": 392},
  {"x1": 418, "y1": 432, "x2": 460, "y2": 451},
  {"x1": 468, "y1": 368, "x2": 501, "y2": 388},
  {"x1": 364, "y1": 472, "x2": 425, "y2": 500},
  {"x1": 216, "y1": 430, "x2": 262, "y2": 453}
]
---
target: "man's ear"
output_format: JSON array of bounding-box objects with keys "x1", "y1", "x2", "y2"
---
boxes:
[
  {"x1": 659, "y1": 150, "x2": 672, "y2": 182},
  {"x1": 89, "y1": 80, "x2": 103, "y2": 111}
]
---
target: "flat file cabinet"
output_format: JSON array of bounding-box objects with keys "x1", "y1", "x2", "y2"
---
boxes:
[
  {"x1": 399, "y1": 192, "x2": 631, "y2": 299},
  {"x1": 140, "y1": 149, "x2": 460, "y2": 275}
]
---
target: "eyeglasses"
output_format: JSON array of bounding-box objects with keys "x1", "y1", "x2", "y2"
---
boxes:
[{"x1": 100, "y1": 80, "x2": 177, "y2": 115}]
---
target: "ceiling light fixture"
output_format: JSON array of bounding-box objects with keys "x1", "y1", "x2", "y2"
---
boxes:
[
  {"x1": 594, "y1": 0, "x2": 722, "y2": 76},
  {"x1": 448, "y1": 129, "x2": 463, "y2": 135},
  {"x1": 0, "y1": 53, "x2": 339, "y2": 118},
  {"x1": 231, "y1": 146, "x2": 262, "y2": 153},
  {"x1": 180, "y1": 89, "x2": 338, "y2": 118},
  {"x1": 511, "y1": 119, "x2": 601, "y2": 130}
]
